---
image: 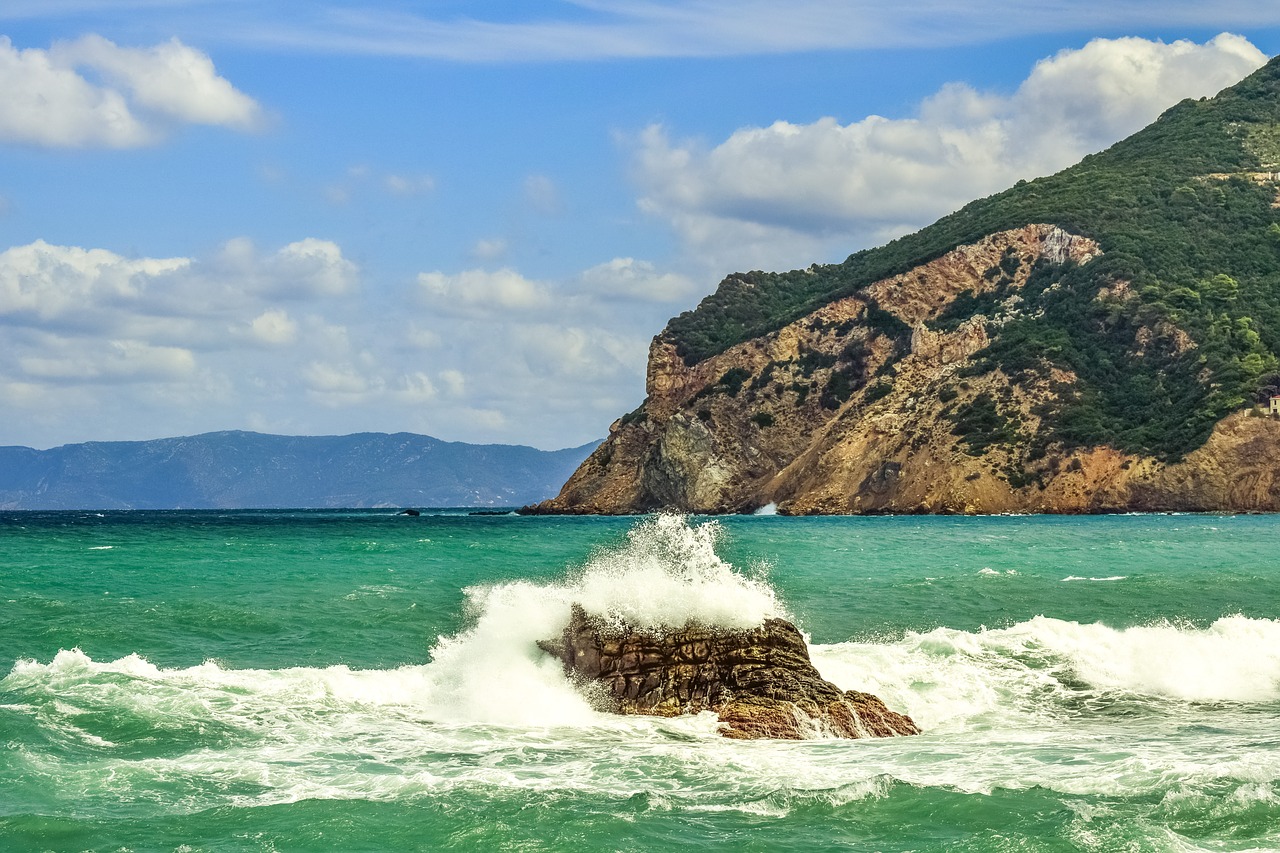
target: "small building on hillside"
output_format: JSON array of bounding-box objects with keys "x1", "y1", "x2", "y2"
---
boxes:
[{"x1": 1270, "y1": 395, "x2": 1280, "y2": 415}]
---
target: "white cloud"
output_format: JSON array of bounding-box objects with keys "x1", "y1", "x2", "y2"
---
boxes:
[
  {"x1": 418, "y1": 267, "x2": 553, "y2": 314},
  {"x1": 212, "y1": 237, "x2": 358, "y2": 300},
  {"x1": 470, "y1": 237, "x2": 508, "y2": 262},
  {"x1": 578, "y1": 257, "x2": 696, "y2": 302},
  {"x1": 0, "y1": 34, "x2": 261, "y2": 148},
  {"x1": 438, "y1": 369, "x2": 466, "y2": 396},
  {"x1": 513, "y1": 323, "x2": 647, "y2": 382},
  {"x1": 0, "y1": 239, "x2": 190, "y2": 321},
  {"x1": 269, "y1": 238, "x2": 359, "y2": 297},
  {"x1": 247, "y1": 309, "x2": 298, "y2": 346},
  {"x1": 633, "y1": 34, "x2": 1267, "y2": 270},
  {"x1": 304, "y1": 361, "x2": 371, "y2": 396},
  {"x1": 395, "y1": 371, "x2": 438, "y2": 403},
  {"x1": 0, "y1": 238, "x2": 358, "y2": 341},
  {"x1": 51, "y1": 35, "x2": 260, "y2": 129},
  {"x1": 21, "y1": 338, "x2": 196, "y2": 383},
  {"x1": 384, "y1": 173, "x2": 436, "y2": 196}
]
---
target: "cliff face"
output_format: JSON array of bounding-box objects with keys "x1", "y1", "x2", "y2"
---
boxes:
[{"x1": 532, "y1": 224, "x2": 1280, "y2": 515}]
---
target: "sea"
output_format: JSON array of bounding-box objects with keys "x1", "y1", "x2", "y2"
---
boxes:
[{"x1": 2, "y1": 509, "x2": 1279, "y2": 852}]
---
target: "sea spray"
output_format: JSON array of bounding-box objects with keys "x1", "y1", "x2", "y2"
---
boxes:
[
  {"x1": 569, "y1": 514, "x2": 785, "y2": 630},
  {"x1": 421, "y1": 515, "x2": 788, "y2": 726}
]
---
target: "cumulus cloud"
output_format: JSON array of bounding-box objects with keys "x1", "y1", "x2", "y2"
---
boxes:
[
  {"x1": 418, "y1": 267, "x2": 553, "y2": 314},
  {"x1": 246, "y1": 309, "x2": 298, "y2": 346},
  {"x1": 267, "y1": 238, "x2": 359, "y2": 297},
  {"x1": 20, "y1": 339, "x2": 196, "y2": 383},
  {"x1": 578, "y1": 257, "x2": 696, "y2": 302},
  {"x1": 633, "y1": 34, "x2": 1267, "y2": 269},
  {"x1": 395, "y1": 371, "x2": 439, "y2": 404},
  {"x1": 0, "y1": 240, "x2": 190, "y2": 322},
  {"x1": 0, "y1": 237, "x2": 360, "y2": 342},
  {"x1": 304, "y1": 361, "x2": 370, "y2": 397},
  {"x1": 0, "y1": 34, "x2": 261, "y2": 148},
  {"x1": 0, "y1": 234, "x2": 682, "y2": 448},
  {"x1": 212, "y1": 237, "x2": 358, "y2": 300}
]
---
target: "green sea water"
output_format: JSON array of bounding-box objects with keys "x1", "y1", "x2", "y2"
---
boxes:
[{"x1": 2, "y1": 510, "x2": 1279, "y2": 852}]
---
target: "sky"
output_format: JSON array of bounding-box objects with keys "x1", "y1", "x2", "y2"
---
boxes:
[{"x1": 2, "y1": 3, "x2": 1280, "y2": 451}]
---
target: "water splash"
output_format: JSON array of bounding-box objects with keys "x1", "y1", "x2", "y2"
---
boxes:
[{"x1": 422, "y1": 514, "x2": 787, "y2": 725}]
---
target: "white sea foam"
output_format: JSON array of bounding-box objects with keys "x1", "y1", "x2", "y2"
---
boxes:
[
  {"x1": 812, "y1": 614, "x2": 1280, "y2": 732},
  {"x1": 1062, "y1": 575, "x2": 1127, "y2": 582},
  {"x1": 8, "y1": 619, "x2": 1280, "y2": 815}
]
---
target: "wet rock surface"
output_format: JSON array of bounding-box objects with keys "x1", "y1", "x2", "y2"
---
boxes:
[{"x1": 540, "y1": 604, "x2": 920, "y2": 740}]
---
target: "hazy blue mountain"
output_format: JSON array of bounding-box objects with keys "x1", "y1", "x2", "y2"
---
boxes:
[{"x1": 0, "y1": 431, "x2": 600, "y2": 510}]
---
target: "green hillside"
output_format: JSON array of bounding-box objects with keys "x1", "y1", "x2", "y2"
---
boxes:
[{"x1": 663, "y1": 56, "x2": 1280, "y2": 460}]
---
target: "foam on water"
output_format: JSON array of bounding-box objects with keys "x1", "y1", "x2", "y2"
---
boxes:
[
  {"x1": 1062, "y1": 575, "x2": 1127, "y2": 582},
  {"x1": 812, "y1": 614, "x2": 1280, "y2": 732}
]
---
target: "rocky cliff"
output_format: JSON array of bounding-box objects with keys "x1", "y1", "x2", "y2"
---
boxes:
[
  {"x1": 532, "y1": 221, "x2": 1280, "y2": 515},
  {"x1": 528, "y1": 58, "x2": 1280, "y2": 516}
]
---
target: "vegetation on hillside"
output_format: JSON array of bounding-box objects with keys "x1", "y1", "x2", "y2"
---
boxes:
[{"x1": 661, "y1": 57, "x2": 1280, "y2": 459}]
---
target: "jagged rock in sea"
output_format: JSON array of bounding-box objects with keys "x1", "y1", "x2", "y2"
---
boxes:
[
  {"x1": 539, "y1": 604, "x2": 920, "y2": 740},
  {"x1": 527, "y1": 57, "x2": 1280, "y2": 516}
]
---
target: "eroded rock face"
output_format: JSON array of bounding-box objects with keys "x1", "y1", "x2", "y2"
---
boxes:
[
  {"x1": 524, "y1": 223, "x2": 1280, "y2": 516},
  {"x1": 539, "y1": 605, "x2": 920, "y2": 740}
]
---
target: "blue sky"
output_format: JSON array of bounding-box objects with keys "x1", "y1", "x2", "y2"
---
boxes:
[{"x1": 2, "y1": 3, "x2": 1280, "y2": 450}]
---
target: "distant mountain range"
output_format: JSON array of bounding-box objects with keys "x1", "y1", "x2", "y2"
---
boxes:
[{"x1": 0, "y1": 431, "x2": 600, "y2": 510}]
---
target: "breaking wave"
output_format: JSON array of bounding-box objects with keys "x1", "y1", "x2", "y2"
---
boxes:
[{"x1": 812, "y1": 613, "x2": 1280, "y2": 731}]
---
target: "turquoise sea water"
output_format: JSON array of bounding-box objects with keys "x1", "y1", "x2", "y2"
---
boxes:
[{"x1": 2, "y1": 510, "x2": 1279, "y2": 852}]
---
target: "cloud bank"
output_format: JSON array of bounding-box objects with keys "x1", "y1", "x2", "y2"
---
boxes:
[{"x1": 0, "y1": 237, "x2": 689, "y2": 448}]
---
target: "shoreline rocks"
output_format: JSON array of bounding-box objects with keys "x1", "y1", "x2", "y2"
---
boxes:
[{"x1": 539, "y1": 604, "x2": 920, "y2": 740}]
